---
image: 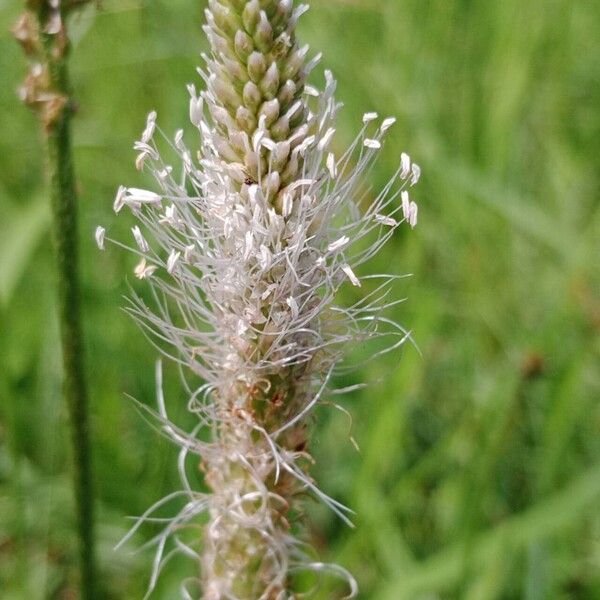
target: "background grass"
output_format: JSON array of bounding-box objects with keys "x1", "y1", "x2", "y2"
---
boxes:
[{"x1": 1, "y1": 0, "x2": 599, "y2": 598}]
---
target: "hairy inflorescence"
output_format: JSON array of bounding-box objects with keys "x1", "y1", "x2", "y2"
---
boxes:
[{"x1": 99, "y1": 1, "x2": 420, "y2": 598}]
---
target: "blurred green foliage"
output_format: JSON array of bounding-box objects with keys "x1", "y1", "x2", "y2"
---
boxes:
[{"x1": 1, "y1": 0, "x2": 599, "y2": 598}]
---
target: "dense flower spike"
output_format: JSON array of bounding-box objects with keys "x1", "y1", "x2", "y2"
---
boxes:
[
  {"x1": 102, "y1": 1, "x2": 420, "y2": 598},
  {"x1": 202, "y1": 0, "x2": 320, "y2": 209}
]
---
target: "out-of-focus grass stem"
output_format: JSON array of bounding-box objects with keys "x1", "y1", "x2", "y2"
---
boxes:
[{"x1": 14, "y1": 2, "x2": 97, "y2": 598}]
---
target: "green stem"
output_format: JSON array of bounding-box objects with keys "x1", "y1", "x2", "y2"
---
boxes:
[
  {"x1": 17, "y1": 3, "x2": 98, "y2": 597},
  {"x1": 47, "y1": 68, "x2": 97, "y2": 600}
]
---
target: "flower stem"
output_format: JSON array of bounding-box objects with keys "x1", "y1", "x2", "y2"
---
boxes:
[
  {"x1": 14, "y1": 3, "x2": 97, "y2": 598},
  {"x1": 48, "y1": 68, "x2": 97, "y2": 600}
]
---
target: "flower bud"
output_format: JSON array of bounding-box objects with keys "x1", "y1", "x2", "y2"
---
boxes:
[
  {"x1": 210, "y1": 1, "x2": 238, "y2": 36},
  {"x1": 274, "y1": 0, "x2": 293, "y2": 27},
  {"x1": 282, "y1": 44, "x2": 308, "y2": 80},
  {"x1": 236, "y1": 106, "x2": 257, "y2": 132},
  {"x1": 212, "y1": 74, "x2": 241, "y2": 109},
  {"x1": 206, "y1": 26, "x2": 230, "y2": 57},
  {"x1": 242, "y1": 0, "x2": 260, "y2": 33},
  {"x1": 210, "y1": 104, "x2": 234, "y2": 130},
  {"x1": 277, "y1": 79, "x2": 296, "y2": 108},
  {"x1": 214, "y1": 136, "x2": 241, "y2": 162},
  {"x1": 263, "y1": 170, "x2": 281, "y2": 199},
  {"x1": 244, "y1": 149, "x2": 266, "y2": 180},
  {"x1": 229, "y1": 130, "x2": 250, "y2": 155},
  {"x1": 260, "y1": 62, "x2": 280, "y2": 99},
  {"x1": 254, "y1": 11, "x2": 273, "y2": 53},
  {"x1": 271, "y1": 115, "x2": 290, "y2": 141},
  {"x1": 288, "y1": 124, "x2": 308, "y2": 149},
  {"x1": 259, "y1": 98, "x2": 280, "y2": 127},
  {"x1": 247, "y1": 51, "x2": 267, "y2": 83},
  {"x1": 243, "y1": 80, "x2": 262, "y2": 111},
  {"x1": 234, "y1": 29, "x2": 254, "y2": 60},
  {"x1": 222, "y1": 55, "x2": 248, "y2": 84},
  {"x1": 271, "y1": 141, "x2": 290, "y2": 171},
  {"x1": 280, "y1": 152, "x2": 299, "y2": 183}
]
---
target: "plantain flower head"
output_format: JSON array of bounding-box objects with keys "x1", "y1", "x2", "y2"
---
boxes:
[{"x1": 100, "y1": 1, "x2": 420, "y2": 597}]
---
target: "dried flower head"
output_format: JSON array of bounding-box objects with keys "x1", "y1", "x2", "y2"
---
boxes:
[{"x1": 100, "y1": 1, "x2": 420, "y2": 597}]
